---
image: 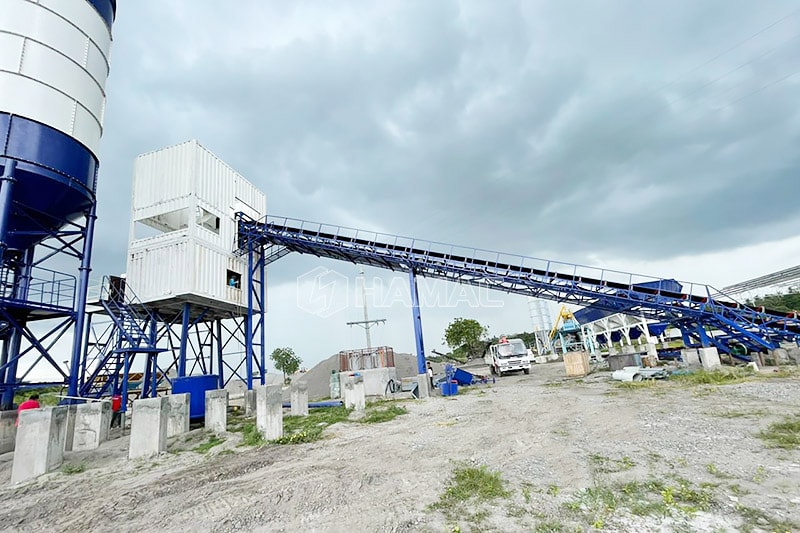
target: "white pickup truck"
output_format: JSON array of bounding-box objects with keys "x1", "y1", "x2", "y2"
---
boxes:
[{"x1": 484, "y1": 337, "x2": 532, "y2": 376}]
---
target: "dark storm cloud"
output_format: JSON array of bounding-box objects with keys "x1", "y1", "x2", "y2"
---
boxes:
[{"x1": 92, "y1": 0, "x2": 800, "y2": 282}]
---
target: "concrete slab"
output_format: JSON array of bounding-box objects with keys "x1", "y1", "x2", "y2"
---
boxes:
[
  {"x1": 416, "y1": 373, "x2": 429, "y2": 399},
  {"x1": 129, "y1": 396, "x2": 169, "y2": 460},
  {"x1": 0, "y1": 410, "x2": 17, "y2": 454},
  {"x1": 63, "y1": 405, "x2": 77, "y2": 452},
  {"x1": 290, "y1": 382, "x2": 309, "y2": 417},
  {"x1": 167, "y1": 393, "x2": 190, "y2": 437},
  {"x1": 205, "y1": 390, "x2": 228, "y2": 434},
  {"x1": 11, "y1": 406, "x2": 69, "y2": 484},
  {"x1": 256, "y1": 385, "x2": 283, "y2": 440},
  {"x1": 72, "y1": 401, "x2": 112, "y2": 452}
]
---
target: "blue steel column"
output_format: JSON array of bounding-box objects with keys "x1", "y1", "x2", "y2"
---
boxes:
[
  {"x1": 258, "y1": 253, "x2": 266, "y2": 385},
  {"x1": 149, "y1": 317, "x2": 158, "y2": 396},
  {"x1": 178, "y1": 302, "x2": 190, "y2": 377},
  {"x1": 0, "y1": 159, "x2": 17, "y2": 264},
  {"x1": 66, "y1": 204, "x2": 97, "y2": 401},
  {"x1": 408, "y1": 268, "x2": 427, "y2": 375},
  {"x1": 1, "y1": 247, "x2": 34, "y2": 408},
  {"x1": 245, "y1": 245, "x2": 254, "y2": 390},
  {"x1": 215, "y1": 319, "x2": 224, "y2": 389}
]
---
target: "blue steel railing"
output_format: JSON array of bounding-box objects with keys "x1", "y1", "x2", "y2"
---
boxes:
[
  {"x1": 0, "y1": 265, "x2": 76, "y2": 311},
  {"x1": 236, "y1": 213, "x2": 800, "y2": 354}
]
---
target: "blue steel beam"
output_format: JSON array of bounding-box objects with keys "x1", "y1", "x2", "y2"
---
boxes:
[{"x1": 236, "y1": 214, "x2": 800, "y2": 355}]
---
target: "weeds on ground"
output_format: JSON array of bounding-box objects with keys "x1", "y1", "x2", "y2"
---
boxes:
[
  {"x1": 359, "y1": 404, "x2": 407, "y2": 424},
  {"x1": 736, "y1": 503, "x2": 799, "y2": 533},
  {"x1": 671, "y1": 368, "x2": 750, "y2": 386},
  {"x1": 430, "y1": 463, "x2": 509, "y2": 520},
  {"x1": 705, "y1": 463, "x2": 734, "y2": 479},
  {"x1": 194, "y1": 435, "x2": 225, "y2": 453},
  {"x1": 533, "y1": 521, "x2": 565, "y2": 532},
  {"x1": 757, "y1": 415, "x2": 800, "y2": 449},
  {"x1": 711, "y1": 408, "x2": 767, "y2": 419},
  {"x1": 234, "y1": 422, "x2": 265, "y2": 447},
  {"x1": 615, "y1": 380, "x2": 660, "y2": 390},
  {"x1": 60, "y1": 462, "x2": 86, "y2": 474},
  {"x1": 565, "y1": 477, "x2": 714, "y2": 527},
  {"x1": 272, "y1": 406, "x2": 351, "y2": 445},
  {"x1": 588, "y1": 453, "x2": 635, "y2": 473}
]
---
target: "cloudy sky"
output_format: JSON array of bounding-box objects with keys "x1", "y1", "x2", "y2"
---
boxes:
[{"x1": 89, "y1": 1, "x2": 800, "y2": 371}]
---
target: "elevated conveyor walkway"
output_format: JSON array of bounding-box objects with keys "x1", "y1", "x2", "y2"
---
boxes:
[{"x1": 236, "y1": 214, "x2": 800, "y2": 356}]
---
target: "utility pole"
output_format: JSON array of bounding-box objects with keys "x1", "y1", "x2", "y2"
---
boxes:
[{"x1": 346, "y1": 267, "x2": 385, "y2": 349}]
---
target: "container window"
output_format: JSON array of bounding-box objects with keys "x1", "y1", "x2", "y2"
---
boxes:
[
  {"x1": 197, "y1": 207, "x2": 220, "y2": 234},
  {"x1": 134, "y1": 207, "x2": 190, "y2": 238},
  {"x1": 227, "y1": 270, "x2": 241, "y2": 289}
]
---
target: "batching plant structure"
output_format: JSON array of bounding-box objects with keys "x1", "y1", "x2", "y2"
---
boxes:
[
  {"x1": 79, "y1": 141, "x2": 267, "y2": 413},
  {"x1": 0, "y1": 0, "x2": 116, "y2": 407}
]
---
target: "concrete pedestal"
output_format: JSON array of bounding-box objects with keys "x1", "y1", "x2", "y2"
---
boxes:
[
  {"x1": 205, "y1": 390, "x2": 228, "y2": 434},
  {"x1": 0, "y1": 411, "x2": 17, "y2": 454},
  {"x1": 256, "y1": 385, "x2": 283, "y2": 440},
  {"x1": 344, "y1": 375, "x2": 368, "y2": 408},
  {"x1": 167, "y1": 394, "x2": 190, "y2": 437},
  {"x1": 416, "y1": 373, "x2": 429, "y2": 399},
  {"x1": 681, "y1": 348, "x2": 702, "y2": 369},
  {"x1": 290, "y1": 382, "x2": 309, "y2": 417},
  {"x1": 244, "y1": 389, "x2": 256, "y2": 417},
  {"x1": 63, "y1": 405, "x2": 78, "y2": 452},
  {"x1": 129, "y1": 397, "x2": 169, "y2": 460},
  {"x1": 646, "y1": 343, "x2": 658, "y2": 357},
  {"x1": 11, "y1": 406, "x2": 69, "y2": 484},
  {"x1": 699, "y1": 347, "x2": 721, "y2": 371},
  {"x1": 72, "y1": 401, "x2": 112, "y2": 452}
]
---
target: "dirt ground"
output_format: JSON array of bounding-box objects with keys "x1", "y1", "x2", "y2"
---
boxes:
[{"x1": 0, "y1": 361, "x2": 798, "y2": 533}]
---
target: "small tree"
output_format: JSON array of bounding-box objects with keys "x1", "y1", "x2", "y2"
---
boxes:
[
  {"x1": 270, "y1": 347, "x2": 302, "y2": 384},
  {"x1": 443, "y1": 318, "x2": 488, "y2": 360}
]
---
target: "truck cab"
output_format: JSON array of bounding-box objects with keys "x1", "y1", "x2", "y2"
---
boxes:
[{"x1": 484, "y1": 337, "x2": 532, "y2": 376}]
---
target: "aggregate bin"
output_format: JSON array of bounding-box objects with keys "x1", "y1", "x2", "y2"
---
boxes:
[{"x1": 439, "y1": 381, "x2": 458, "y2": 396}]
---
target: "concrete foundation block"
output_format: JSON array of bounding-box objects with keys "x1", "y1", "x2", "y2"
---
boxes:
[
  {"x1": 129, "y1": 396, "x2": 169, "y2": 460},
  {"x1": 699, "y1": 347, "x2": 721, "y2": 371},
  {"x1": 353, "y1": 377, "x2": 366, "y2": 411},
  {"x1": 244, "y1": 389, "x2": 257, "y2": 417},
  {"x1": 63, "y1": 405, "x2": 78, "y2": 452},
  {"x1": 290, "y1": 382, "x2": 309, "y2": 417},
  {"x1": 11, "y1": 406, "x2": 69, "y2": 484},
  {"x1": 770, "y1": 348, "x2": 791, "y2": 365},
  {"x1": 416, "y1": 373, "x2": 429, "y2": 400},
  {"x1": 167, "y1": 393, "x2": 190, "y2": 437},
  {"x1": 0, "y1": 410, "x2": 17, "y2": 454},
  {"x1": 204, "y1": 390, "x2": 228, "y2": 434},
  {"x1": 256, "y1": 385, "x2": 283, "y2": 440},
  {"x1": 72, "y1": 401, "x2": 112, "y2": 452},
  {"x1": 646, "y1": 343, "x2": 658, "y2": 357},
  {"x1": 681, "y1": 348, "x2": 702, "y2": 369}
]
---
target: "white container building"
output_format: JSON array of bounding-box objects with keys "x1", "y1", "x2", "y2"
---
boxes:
[{"x1": 126, "y1": 140, "x2": 266, "y2": 317}]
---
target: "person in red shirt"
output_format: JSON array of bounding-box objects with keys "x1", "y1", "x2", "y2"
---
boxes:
[
  {"x1": 15, "y1": 394, "x2": 40, "y2": 426},
  {"x1": 110, "y1": 394, "x2": 122, "y2": 428}
]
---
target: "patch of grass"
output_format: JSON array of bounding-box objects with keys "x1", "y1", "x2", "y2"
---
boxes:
[
  {"x1": 60, "y1": 462, "x2": 86, "y2": 474},
  {"x1": 588, "y1": 453, "x2": 635, "y2": 473},
  {"x1": 615, "y1": 380, "x2": 660, "y2": 390},
  {"x1": 752, "y1": 466, "x2": 767, "y2": 483},
  {"x1": 566, "y1": 477, "x2": 714, "y2": 526},
  {"x1": 671, "y1": 368, "x2": 749, "y2": 386},
  {"x1": 705, "y1": 463, "x2": 733, "y2": 479},
  {"x1": 546, "y1": 484, "x2": 560, "y2": 496},
  {"x1": 431, "y1": 464, "x2": 509, "y2": 512},
  {"x1": 273, "y1": 405, "x2": 352, "y2": 445},
  {"x1": 711, "y1": 408, "x2": 766, "y2": 419},
  {"x1": 360, "y1": 404, "x2": 407, "y2": 424},
  {"x1": 757, "y1": 415, "x2": 800, "y2": 450},
  {"x1": 534, "y1": 521, "x2": 565, "y2": 532},
  {"x1": 236, "y1": 422, "x2": 265, "y2": 447},
  {"x1": 735, "y1": 503, "x2": 799, "y2": 533},
  {"x1": 14, "y1": 386, "x2": 62, "y2": 407},
  {"x1": 194, "y1": 435, "x2": 225, "y2": 454}
]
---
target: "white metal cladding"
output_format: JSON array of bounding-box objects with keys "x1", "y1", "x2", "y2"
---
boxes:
[
  {"x1": 127, "y1": 236, "x2": 249, "y2": 309},
  {"x1": 0, "y1": 0, "x2": 113, "y2": 157},
  {"x1": 127, "y1": 140, "x2": 266, "y2": 311}
]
